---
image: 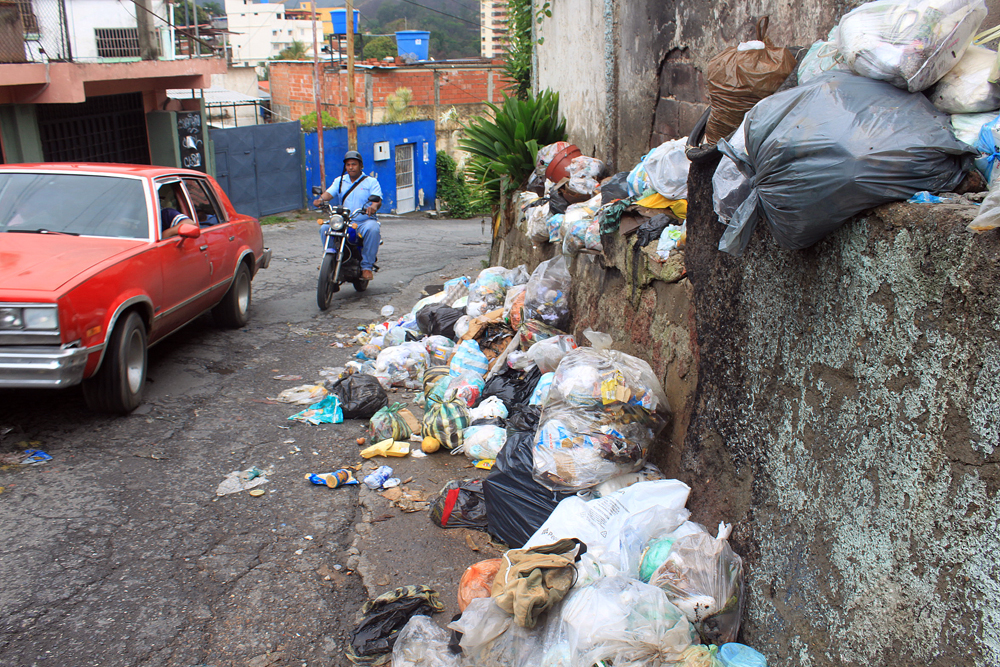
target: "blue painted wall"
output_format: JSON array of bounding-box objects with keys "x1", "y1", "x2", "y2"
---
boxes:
[{"x1": 303, "y1": 120, "x2": 436, "y2": 213}]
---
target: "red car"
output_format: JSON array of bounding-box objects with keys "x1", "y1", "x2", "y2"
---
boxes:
[{"x1": 0, "y1": 163, "x2": 272, "y2": 413}]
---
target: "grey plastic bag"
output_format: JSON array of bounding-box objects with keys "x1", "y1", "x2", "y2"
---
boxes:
[{"x1": 718, "y1": 72, "x2": 973, "y2": 256}]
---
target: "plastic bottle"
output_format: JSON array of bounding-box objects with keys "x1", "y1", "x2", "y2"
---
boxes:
[{"x1": 363, "y1": 465, "x2": 394, "y2": 489}]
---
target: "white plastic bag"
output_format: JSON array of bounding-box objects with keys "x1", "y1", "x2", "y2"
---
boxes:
[
  {"x1": 833, "y1": 0, "x2": 987, "y2": 92},
  {"x1": 559, "y1": 195, "x2": 602, "y2": 257},
  {"x1": 969, "y1": 170, "x2": 1000, "y2": 232},
  {"x1": 567, "y1": 156, "x2": 606, "y2": 196},
  {"x1": 656, "y1": 224, "x2": 687, "y2": 260},
  {"x1": 524, "y1": 335, "x2": 577, "y2": 373},
  {"x1": 796, "y1": 40, "x2": 849, "y2": 84},
  {"x1": 525, "y1": 202, "x2": 550, "y2": 244},
  {"x1": 929, "y1": 44, "x2": 1000, "y2": 113},
  {"x1": 950, "y1": 111, "x2": 997, "y2": 146},
  {"x1": 392, "y1": 616, "x2": 461, "y2": 667},
  {"x1": 639, "y1": 138, "x2": 690, "y2": 199},
  {"x1": 374, "y1": 342, "x2": 430, "y2": 388},
  {"x1": 462, "y1": 424, "x2": 507, "y2": 460},
  {"x1": 712, "y1": 120, "x2": 750, "y2": 225}
]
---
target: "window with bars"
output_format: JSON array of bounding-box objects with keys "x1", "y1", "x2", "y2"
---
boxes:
[
  {"x1": 16, "y1": 0, "x2": 39, "y2": 34},
  {"x1": 95, "y1": 28, "x2": 140, "y2": 58}
]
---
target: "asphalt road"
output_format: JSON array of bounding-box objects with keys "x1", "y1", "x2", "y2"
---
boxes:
[{"x1": 0, "y1": 213, "x2": 491, "y2": 667}]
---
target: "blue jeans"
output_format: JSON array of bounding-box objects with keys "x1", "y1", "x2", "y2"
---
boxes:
[{"x1": 319, "y1": 217, "x2": 380, "y2": 271}]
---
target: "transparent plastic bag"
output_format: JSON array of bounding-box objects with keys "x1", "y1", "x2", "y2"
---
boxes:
[
  {"x1": 928, "y1": 44, "x2": 1000, "y2": 112},
  {"x1": 450, "y1": 596, "x2": 570, "y2": 667},
  {"x1": 678, "y1": 644, "x2": 724, "y2": 667},
  {"x1": 950, "y1": 111, "x2": 997, "y2": 146},
  {"x1": 796, "y1": 39, "x2": 849, "y2": 84},
  {"x1": 529, "y1": 371, "x2": 555, "y2": 406},
  {"x1": 833, "y1": 0, "x2": 987, "y2": 92},
  {"x1": 445, "y1": 371, "x2": 485, "y2": 408},
  {"x1": 369, "y1": 402, "x2": 413, "y2": 442},
  {"x1": 560, "y1": 576, "x2": 697, "y2": 667},
  {"x1": 526, "y1": 203, "x2": 551, "y2": 244},
  {"x1": 467, "y1": 268, "x2": 511, "y2": 318},
  {"x1": 392, "y1": 616, "x2": 460, "y2": 667},
  {"x1": 458, "y1": 559, "x2": 503, "y2": 612},
  {"x1": 449, "y1": 339, "x2": 490, "y2": 379},
  {"x1": 547, "y1": 213, "x2": 564, "y2": 244},
  {"x1": 640, "y1": 138, "x2": 690, "y2": 199},
  {"x1": 522, "y1": 256, "x2": 572, "y2": 330},
  {"x1": 968, "y1": 170, "x2": 1000, "y2": 232},
  {"x1": 647, "y1": 522, "x2": 745, "y2": 645},
  {"x1": 712, "y1": 120, "x2": 749, "y2": 225},
  {"x1": 462, "y1": 424, "x2": 508, "y2": 460},
  {"x1": 536, "y1": 141, "x2": 571, "y2": 176},
  {"x1": 424, "y1": 335, "x2": 457, "y2": 365},
  {"x1": 560, "y1": 195, "x2": 602, "y2": 256},
  {"x1": 524, "y1": 335, "x2": 577, "y2": 374},
  {"x1": 442, "y1": 276, "x2": 471, "y2": 308},
  {"x1": 503, "y1": 284, "x2": 527, "y2": 329},
  {"x1": 567, "y1": 156, "x2": 606, "y2": 196},
  {"x1": 374, "y1": 342, "x2": 430, "y2": 388}
]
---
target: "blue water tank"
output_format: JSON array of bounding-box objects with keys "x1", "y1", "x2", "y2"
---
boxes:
[
  {"x1": 329, "y1": 9, "x2": 360, "y2": 35},
  {"x1": 395, "y1": 30, "x2": 430, "y2": 61}
]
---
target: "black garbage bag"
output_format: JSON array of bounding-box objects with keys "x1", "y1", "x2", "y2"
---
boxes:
[
  {"x1": 547, "y1": 187, "x2": 569, "y2": 215},
  {"x1": 635, "y1": 213, "x2": 671, "y2": 248},
  {"x1": 327, "y1": 374, "x2": 388, "y2": 420},
  {"x1": 480, "y1": 366, "x2": 542, "y2": 410},
  {"x1": 601, "y1": 171, "x2": 630, "y2": 204},
  {"x1": 347, "y1": 585, "x2": 445, "y2": 663},
  {"x1": 429, "y1": 479, "x2": 488, "y2": 529},
  {"x1": 484, "y1": 406, "x2": 573, "y2": 548},
  {"x1": 416, "y1": 303, "x2": 464, "y2": 340},
  {"x1": 470, "y1": 416, "x2": 507, "y2": 428}
]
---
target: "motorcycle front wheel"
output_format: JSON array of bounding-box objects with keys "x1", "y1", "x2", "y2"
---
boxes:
[{"x1": 317, "y1": 253, "x2": 339, "y2": 310}]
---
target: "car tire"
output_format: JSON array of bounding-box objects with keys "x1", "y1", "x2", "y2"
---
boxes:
[
  {"x1": 317, "y1": 254, "x2": 338, "y2": 311},
  {"x1": 214, "y1": 263, "x2": 252, "y2": 328},
  {"x1": 352, "y1": 279, "x2": 369, "y2": 292},
  {"x1": 82, "y1": 311, "x2": 147, "y2": 414}
]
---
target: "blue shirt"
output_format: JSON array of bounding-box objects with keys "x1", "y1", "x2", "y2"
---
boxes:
[{"x1": 325, "y1": 173, "x2": 383, "y2": 223}]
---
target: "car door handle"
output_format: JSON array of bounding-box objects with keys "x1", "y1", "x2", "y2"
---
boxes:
[{"x1": 200, "y1": 244, "x2": 209, "y2": 251}]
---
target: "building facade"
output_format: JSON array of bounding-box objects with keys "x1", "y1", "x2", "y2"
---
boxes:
[
  {"x1": 224, "y1": 0, "x2": 314, "y2": 66},
  {"x1": 480, "y1": 0, "x2": 508, "y2": 59}
]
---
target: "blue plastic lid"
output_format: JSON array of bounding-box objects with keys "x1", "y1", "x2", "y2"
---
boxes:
[{"x1": 718, "y1": 643, "x2": 768, "y2": 667}]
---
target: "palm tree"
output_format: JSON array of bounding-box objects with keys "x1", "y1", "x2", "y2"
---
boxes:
[{"x1": 276, "y1": 40, "x2": 309, "y2": 60}]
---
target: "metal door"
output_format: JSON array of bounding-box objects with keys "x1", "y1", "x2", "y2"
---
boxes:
[
  {"x1": 395, "y1": 143, "x2": 415, "y2": 214},
  {"x1": 211, "y1": 121, "x2": 303, "y2": 218}
]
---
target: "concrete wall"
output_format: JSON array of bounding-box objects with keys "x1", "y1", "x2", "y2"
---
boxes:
[{"x1": 60, "y1": 0, "x2": 168, "y2": 61}]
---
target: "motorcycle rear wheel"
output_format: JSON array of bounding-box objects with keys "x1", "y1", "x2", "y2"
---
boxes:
[
  {"x1": 317, "y1": 254, "x2": 339, "y2": 310},
  {"x1": 352, "y1": 279, "x2": 369, "y2": 292}
]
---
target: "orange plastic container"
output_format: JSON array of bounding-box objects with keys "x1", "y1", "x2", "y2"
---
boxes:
[{"x1": 544, "y1": 144, "x2": 582, "y2": 182}]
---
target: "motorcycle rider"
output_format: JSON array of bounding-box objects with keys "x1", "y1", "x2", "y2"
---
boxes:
[{"x1": 313, "y1": 150, "x2": 382, "y2": 281}]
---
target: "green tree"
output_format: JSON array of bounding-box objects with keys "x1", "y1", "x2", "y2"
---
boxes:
[
  {"x1": 201, "y1": 1, "x2": 223, "y2": 17},
  {"x1": 436, "y1": 152, "x2": 488, "y2": 218},
  {"x1": 276, "y1": 40, "x2": 309, "y2": 60},
  {"x1": 173, "y1": 0, "x2": 211, "y2": 26},
  {"x1": 363, "y1": 35, "x2": 396, "y2": 61}
]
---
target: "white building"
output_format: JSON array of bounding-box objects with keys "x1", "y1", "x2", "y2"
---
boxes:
[
  {"x1": 225, "y1": 0, "x2": 315, "y2": 66},
  {"x1": 480, "y1": 0, "x2": 508, "y2": 59}
]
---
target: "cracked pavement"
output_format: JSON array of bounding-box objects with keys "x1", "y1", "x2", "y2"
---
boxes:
[{"x1": 0, "y1": 213, "x2": 490, "y2": 666}]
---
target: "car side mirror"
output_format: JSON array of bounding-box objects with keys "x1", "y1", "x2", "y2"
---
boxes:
[
  {"x1": 177, "y1": 222, "x2": 201, "y2": 239},
  {"x1": 311, "y1": 186, "x2": 323, "y2": 196}
]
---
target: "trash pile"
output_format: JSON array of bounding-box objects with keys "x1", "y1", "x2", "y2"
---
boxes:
[
  {"x1": 310, "y1": 260, "x2": 765, "y2": 666},
  {"x1": 706, "y1": 0, "x2": 1000, "y2": 254}
]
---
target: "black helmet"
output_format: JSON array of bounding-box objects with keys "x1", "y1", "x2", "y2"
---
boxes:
[{"x1": 343, "y1": 150, "x2": 363, "y2": 165}]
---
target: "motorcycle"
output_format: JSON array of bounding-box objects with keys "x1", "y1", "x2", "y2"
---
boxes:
[{"x1": 312, "y1": 186, "x2": 379, "y2": 311}]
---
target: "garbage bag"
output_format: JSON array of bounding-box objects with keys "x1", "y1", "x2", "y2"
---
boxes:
[
  {"x1": 833, "y1": 0, "x2": 987, "y2": 93},
  {"x1": 458, "y1": 559, "x2": 503, "y2": 612},
  {"x1": 374, "y1": 342, "x2": 430, "y2": 389},
  {"x1": 560, "y1": 195, "x2": 602, "y2": 257},
  {"x1": 718, "y1": 72, "x2": 973, "y2": 256},
  {"x1": 601, "y1": 171, "x2": 631, "y2": 203},
  {"x1": 647, "y1": 522, "x2": 745, "y2": 645},
  {"x1": 518, "y1": 319, "x2": 568, "y2": 351},
  {"x1": 391, "y1": 615, "x2": 460, "y2": 667},
  {"x1": 385, "y1": 325, "x2": 420, "y2": 348},
  {"x1": 441, "y1": 276, "x2": 471, "y2": 308},
  {"x1": 467, "y1": 265, "x2": 528, "y2": 318},
  {"x1": 462, "y1": 424, "x2": 507, "y2": 460},
  {"x1": 524, "y1": 335, "x2": 577, "y2": 374},
  {"x1": 347, "y1": 585, "x2": 445, "y2": 663},
  {"x1": 444, "y1": 372, "x2": 485, "y2": 408},
  {"x1": 522, "y1": 256, "x2": 572, "y2": 330},
  {"x1": 327, "y1": 373, "x2": 388, "y2": 420},
  {"x1": 484, "y1": 427, "x2": 575, "y2": 548},
  {"x1": 969, "y1": 173, "x2": 1000, "y2": 232},
  {"x1": 951, "y1": 111, "x2": 997, "y2": 147},
  {"x1": 560, "y1": 575, "x2": 698, "y2": 667},
  {"x1": 678, "y1": 644, "x2": 725, "y2": 667},
  {"x1": 423, "y1": 335, "x2": 456, "y2": 365},
  {"x1": 469, "y1": 396, "x2": 509, "y2": 422},
  {"x1": 546, "y1": 212, "x2": 564, "y2": 244},
  {"x1": 532, "y1": 345, "x2": 671, "y2": 491},
  {"x1": 567, "y1": 156, "x2": 606, "y2": 196},
  {"x1": 635, "y1": 214, "x2": 672, "y2": 248},
  {"x1": 503, "y1": 284, "x2": 527, "y2": 330},
  {"x1": 529, "y1": 372, "x2": 555, "y2": 407},
  {"x1": 928, "y1": 44, "x2": 1000, "y2": 113},
  {"x1": 429, "y1": 479, "x2": 488, "y2": 528},
  {"x1": 481, "y1": 365, "x2": 542, "y2": 409},
  {"x1": 705, "y1": 17, "x2": 796, "y2": 143},
  {"x1": 525, "y1": 203, "x2": 551, "y2": 244},
  {"x1": 422, "y1": 365, "x2": 450, "y2": 394},
  {"x1": 712, "y1": 120, "x2": 751, "y2": 225},
  {"x1": 422, "y1": 398, "x2": 471, "y2": 450},
  {"x1": 416, "y1": 304, "x2": 464, "y2": 340},
  {"x1": 627, "y1": 159, "x2": 652, "y2": 198},
  {"x1": 449, "y1": 339, "x2": 489, "y2": 379},
  {"x1": 656, "y1": 224, "x2": 687, "y2": 260},
  {"x1": 536, "y1": 141, "x2": 571, "y2": 176},
  {"x1": 370, "y1": 402, "x2": 412, "y2": 442},
  {"x1": 717, "y1": 642, "x2": 769, "y2": 667},
  {"x1": 796, "y1": 39, "x2": 849, "y2": 85},
  {"x1": 639, "y1": 139, "x2": 690, "y2": 199}
]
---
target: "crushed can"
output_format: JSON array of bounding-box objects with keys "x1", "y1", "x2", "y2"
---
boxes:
[{"x1": 363, "y1": 465, "x2": 393, "y2": 489}]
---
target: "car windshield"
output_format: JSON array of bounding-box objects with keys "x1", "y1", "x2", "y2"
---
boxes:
[{"x1": 0, "y1": 172, "x2": 149, "y2": 239}]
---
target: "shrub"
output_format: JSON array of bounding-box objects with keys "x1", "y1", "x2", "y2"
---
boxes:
[
  {"x1": 299, "y1": 110, "x2": 342, "y2": 132},
  {"x1": 364, "y1": 35, "x2": 396, "y2": 61},
  {"x1": 436, "y1": 153, "x2": 488, "y2": 218}
]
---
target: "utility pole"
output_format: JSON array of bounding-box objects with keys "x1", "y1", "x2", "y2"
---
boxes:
[
  {"x1": 346, "y1": 0, "x2": 357, "y2": 150},
  {"x1": 134, "y1": 0, "x2": 159, "y2": 60},
  {"x1": 312, "y1": 2, "x2": 325, "y2": 187}
]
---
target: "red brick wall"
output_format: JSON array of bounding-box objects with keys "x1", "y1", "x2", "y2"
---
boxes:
[{"x1": 270, "y1": 61, "x2": 512, "y2": 125}]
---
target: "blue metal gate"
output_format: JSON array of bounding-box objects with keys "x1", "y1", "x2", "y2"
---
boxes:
[{"x1": 211, "y1": 121, "x2": 304, "y2": 218}]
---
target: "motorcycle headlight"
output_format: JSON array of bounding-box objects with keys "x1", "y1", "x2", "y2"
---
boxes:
[{"x1": 330, "y1": 215, "x2": 346, "y2": 231}]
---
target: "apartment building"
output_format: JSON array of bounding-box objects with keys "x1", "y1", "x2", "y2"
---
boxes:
[
  {"x1": 480, "y1": 0, "x2": 508, "y2": 59},
  {"x1": 225, "y1": 0, "x2": 314, "y2": 66}
]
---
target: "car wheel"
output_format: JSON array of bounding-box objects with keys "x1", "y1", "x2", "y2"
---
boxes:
[
  {"x1": 214, "y1": 263, "x2": 252, "y2": 328},
  {"x1": 317, "y1": 254, "x2": 338, "y2": 310},
  {"x1": 82, "y1": 311, "x2": 147, "y2": 414},
  {"x1": 352, "y1": 279, "x2": 369, "y2": 292}
]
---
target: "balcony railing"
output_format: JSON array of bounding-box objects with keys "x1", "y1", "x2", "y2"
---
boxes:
[{"x1": 0, "y1": 0, "x2": 72, "y2": 63}]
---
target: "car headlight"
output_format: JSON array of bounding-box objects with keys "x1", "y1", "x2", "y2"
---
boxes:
[
  {"x1": 24, "y1": 307, "x2": 58, "y2": 330},
  {"x1": 0, "y1": 308, "x2": 23, "y2": 329},
  {"x1": 331, "y1": 215, "x2": 346, "y2": 231}
]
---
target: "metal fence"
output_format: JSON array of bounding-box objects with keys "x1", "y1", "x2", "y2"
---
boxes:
[{"x1": 0, "y1": 0, "x2": 72, "y2": 63}]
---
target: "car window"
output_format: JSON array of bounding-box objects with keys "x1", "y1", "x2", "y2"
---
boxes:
[
  {"x1": 156, "y1": 181, "x2": 194, "y2": 236},
  {"x1": 0, "y1": 173, "x2": 149, "y2": 239},
  {"x1": 182, "y1": 178, "x2": 226, "y2": 226}
]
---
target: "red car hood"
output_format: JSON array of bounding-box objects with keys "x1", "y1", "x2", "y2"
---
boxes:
[{"x1": 0, "y1": 233, "x2": 145, "y2": 294}]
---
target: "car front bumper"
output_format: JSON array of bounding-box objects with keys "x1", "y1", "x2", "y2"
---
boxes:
[{"x1": 0, "y1": 345, "x2": 92, "y2": 388}]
